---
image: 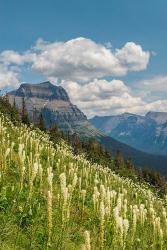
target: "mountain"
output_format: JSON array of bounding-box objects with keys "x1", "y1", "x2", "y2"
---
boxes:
[
  {"x1": 7, "y1": 82, "x2": 167, "y2": 175},
  {"x1": 90, "y1": 112, "x2": 167, "y2": 155},
  {"x1": 7, "y1": 81, "x2": 101, "y2": 138}
]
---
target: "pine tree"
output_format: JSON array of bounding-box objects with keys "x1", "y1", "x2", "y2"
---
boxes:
[
  {"x1": 38, "y1": 113, "x2": 45, "y2": 130},
  {"x1": 114, "y1": 150, "x2": 125, "y2": 170},
  {"x1": 13, "y1": 98, "x2": 16, "y2": 108},
  {"x1": 32, "y1": 108, "x2": 38, "y2": 124},
  {"x1": 21, "y1": 96, "x2": 29, "y2": 124}
]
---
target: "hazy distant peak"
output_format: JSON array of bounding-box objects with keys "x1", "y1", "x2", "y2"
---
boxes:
[{"x1": 146, "y1": 111, "x2": 167, "y2": 125}]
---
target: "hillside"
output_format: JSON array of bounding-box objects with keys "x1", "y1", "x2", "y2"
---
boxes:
[
  {"x1": 1, "y1": 110, "x2": 167, "y2": 249},
  {"x1": 90, "y1": 112, "x2": 167, "y2": 156},
  {"x1": 7, "y1": 82, "x2": 167, "y2": 175},
  {"x1": 98, "y1": 135, "x2": 167, "y2": 176}
]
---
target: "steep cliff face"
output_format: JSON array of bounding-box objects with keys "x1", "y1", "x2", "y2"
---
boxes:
[{"x1": 8, "y1": 81, "x2": 100, "y2": 137}]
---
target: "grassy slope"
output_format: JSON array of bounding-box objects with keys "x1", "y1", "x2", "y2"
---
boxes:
[{"x1": 0, "y1": 111, "x2": 167, "y2": 249}]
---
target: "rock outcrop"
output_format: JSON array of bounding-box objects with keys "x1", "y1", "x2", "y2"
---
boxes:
[{"x1": 8, "y1": 81, "x2": 100, "y2": 137}]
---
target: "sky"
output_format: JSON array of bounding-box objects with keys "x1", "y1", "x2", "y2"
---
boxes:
[{"x1": 0, "y1": 0, "x2": 167, "y2": 117}]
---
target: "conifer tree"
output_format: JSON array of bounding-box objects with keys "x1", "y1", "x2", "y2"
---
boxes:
[
  {"x1": 114, "y1": 150, "x2": 125, "y2": 170},
  {"x1": 38, "y1": 112, "x2": 45, "y2": 130},
  {"x1": 13, "y1": 98, "x2": 16, "y2": 108},
  {"x1": 32, "y1": 108, "x2": 38, "y2": 124},
  {"x1": 21, "y1": 96, "x2": 29, "y2": 124}
]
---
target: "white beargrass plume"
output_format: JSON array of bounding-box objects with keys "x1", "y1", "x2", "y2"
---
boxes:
[
  {"x1": 47, "y1": 190, "x2": 53, "y2": 247},
  {"x1": 78, "y1": 177, "x2": 82, "y2": 194},
  {"x1": 83, "y1": 230, "x2": 91, "y2": 250},
  {"x1": 18, "y1": 143, "x2": 26, "y2": 191},
  {"x1": 5, "y1": 147, "x2": 10, "y2": 159},
  {"x1": 132, "y1": 206, "x2": 138, "y2": 240},
  {"x1": 139, "y1": 204, "x2": 147, "y2": 225},
  {"x1": 123, "y1": 218, "x2": 129, "y2": 238},
  {"x1": 159, "y1": 228, "x2": 163, "y2": 250},
  {"x1": 47, "y1": 166, "x2": 53, "y2": 193},
  {"x1": 72, "y1": 173, "x2": 78, "y2": 188},
  {"x1": 47, "y1": 167, "x2": 53, "y2": 247},
  {"x1": 3, "y1": 147, "x2": 10, "y2": 171},
  {"x1": 113, "y1": 206, "x2": 124, "y2": 247},
  {"x1": 10, "y1": 142, "x2": 15, "y2": 161},
  {"x1": 59, "y1": 173, "x2": 70, "y2": 223},
  {"x1": 100, "y1": 184, "x2": 106, "y2": 201},
  {"x1": 123, "y1": 199, "x2": 127, "y2": 218},
  {"x1": 38, "y1": 163, "x2": 43, "y2": 192},
  {"x1": 100, "y1": 201, "x2": 105, "y2": 250},
  {"x1": 93, "y1": 186, "x2": 100, "y2": 211},
  {"x1": 106, "y1": 188, "x2": 111, "y2": 211},
  {"x1": 60, "y1": 172, "x2": 66, "y2": 193},
  {"x1": 29, "y1": 161, "x2": 38, "y2": 198},
  {"x1": 81, "y1": 189, "x2": 86, "y2": 211}
]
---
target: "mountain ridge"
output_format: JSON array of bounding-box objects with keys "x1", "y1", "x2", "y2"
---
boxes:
[{"x1": 90, "y1": 111, "x2": 167, "y2": 155}]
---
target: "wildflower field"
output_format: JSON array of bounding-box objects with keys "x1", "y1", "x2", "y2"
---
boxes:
[{"x1": 0, "y1": 112, "x2": 167, "y2": 249}]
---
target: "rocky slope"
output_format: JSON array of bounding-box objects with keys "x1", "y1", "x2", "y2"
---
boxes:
[
  {"x1": 7, "y1": 81, "x2": 101, "y2": 138},
  {"x1": 90, "y1": 112, "x2": 167, "y2": 155}
]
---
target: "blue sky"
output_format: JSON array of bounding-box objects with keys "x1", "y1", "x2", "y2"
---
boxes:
[{"x1": 0, "y1": 0, "x2": 167, "y2": 116}]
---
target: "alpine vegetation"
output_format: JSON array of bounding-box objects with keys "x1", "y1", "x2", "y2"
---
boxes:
[{"x1": 1, "y1": 112, "x2": 167, "y2": 249}]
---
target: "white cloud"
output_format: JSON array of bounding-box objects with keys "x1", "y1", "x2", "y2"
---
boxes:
[
  {"x1": 132, "y1": 75, "x2": 167, "y2": 103},
  {"x1": 2, "y1": 37, "x2": 163, "y2": 117},
  {"x1": 0, "y1": 50, "x2": 34, "y2": 66},
  {"x1": 0, "y1": 64, "x2": 20, "y2": 89},
  {"x1": 61, "y1": 79, "x2": 129, "y2": 102},
  {"x1": 0, "y1": 37, "x2": 150, "y2": 83},
  {"x1": 137, "y1": 75, "x2": 167, "y2": 92},
  {"x1": 61, "y1": 78, "x2": 167, "y2": 117},
  {"x1": 61, "y1": 79, "x2": 144, "y2": 117},
  {"x1": 31, "y1": 38, "x2": 150, "y2": 82},
  {"x1": 115, "y1": 42, "x2": 150, "y2": 72}
]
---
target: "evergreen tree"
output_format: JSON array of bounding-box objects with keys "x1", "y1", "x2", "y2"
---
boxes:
[
  {"x1": 114, "y1": 150, "x2": 125, "y2": 170},
  {"x1": 21, "y1": 96, "x2": 29, "y2": 124},
  {"x1": 126, "y1": 159, "x2": 134, "y2": 170},
  {"x1": 32, "y1": 108, "x2": 38, "y2": 124},
  {"x1": 13, "y1": 98, "x2": 16, "y2": 108},
  {"x1": 38, "y1": 113, "x2": 45, "y2": 130}
]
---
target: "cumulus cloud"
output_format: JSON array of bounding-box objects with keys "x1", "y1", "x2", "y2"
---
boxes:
[
  {"x1": 115, "y1": 42, "x2": 150, "y2": 71},
  {"x1": 31, "y1": 38, "x2": 150, "y2": 82},
  {"x1": 137, "y1": 75, "x2": 167, "y2": 92},
  {"x1": 61, "y1": 79, "x2": 145, "y2": 117},
  {"x1": 0, "y1": 37, "x2": 150, "y2": 83},
  {"x1": 0, "y1": 50, "x2": 35, "y2": 66},
  {"x1": 61, "y1": 78, "x2": 167, "y2": 117},
  {"x1": 61, "y1": 79, "x2": 129, "y2": 101},
  {"x1": 1, "y1": 37, "x2": 161, "y2": 117},
  {"x1": 0, "y1": 64, "x2": 20, "y2": 89}
]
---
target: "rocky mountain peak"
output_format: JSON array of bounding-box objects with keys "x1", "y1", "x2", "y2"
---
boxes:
[
  {"x1": 7, "y1": 82, "x2": 100, "y2": 138},
  {"x1": 146, "y1": 111, "x2": 167, "y2": 125},
  {"x1": 9, "y1": 81, "x2": 70, "y2": 102}
]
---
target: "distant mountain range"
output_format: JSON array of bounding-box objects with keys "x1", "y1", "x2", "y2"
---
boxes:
[
  {"x1": 7, "y1": 82, "x2": 167, "y2": 175},
  {"x1": 90, "y1": 112, "x2": 167, "y2": 156}
]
